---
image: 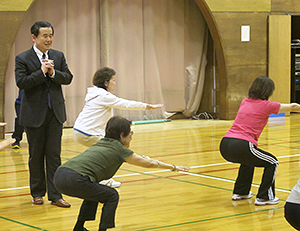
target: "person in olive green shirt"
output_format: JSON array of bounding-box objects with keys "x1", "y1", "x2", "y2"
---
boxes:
[{"x1": 54, "y1": 116, "x2": 189, "y2": 231}]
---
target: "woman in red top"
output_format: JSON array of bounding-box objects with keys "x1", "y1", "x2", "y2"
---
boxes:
[{"x1": 220, "y1": 76, "x2": 300, "y2": 205}]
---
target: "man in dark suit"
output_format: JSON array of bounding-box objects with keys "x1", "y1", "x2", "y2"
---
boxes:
[{"x1": 15, "y1": 21, "x2": 73, "y2": 207}]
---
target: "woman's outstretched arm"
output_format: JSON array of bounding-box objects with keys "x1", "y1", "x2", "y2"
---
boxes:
[{"x1": 125, "y1": 153, "x2": 189, "y2": 172}]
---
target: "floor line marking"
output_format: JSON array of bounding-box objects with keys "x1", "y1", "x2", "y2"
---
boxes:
[
  {"x1": 180, "y1": 172, "x2": 291, "y2": 193},
  {"x1": 136, "y1": 207, "x2": 284, "y2": 231},
  {"x1": 1, "y1": 153, "x2": 299, "y2": 192},
  {"x1": 0, "y1": 215, "x2": 48, "y2": 230},
  {"x1": 0, "y1": 186, "x2": 29, "y2": 191}
]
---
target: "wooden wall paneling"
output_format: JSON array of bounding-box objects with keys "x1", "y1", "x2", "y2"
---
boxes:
[
  {"x1": 205, "y1": 0, "x2": 271, "y2": 12},
  {"x1": 212, "y1": 12, "x2": 269, "y2": 119},
  {"x1": 0, "y1": 0, "x2": 33, "y2": 11},
  {"x1": 271, "y1": 0, "x2": 300, "y2": 12},
  {"x1": 226, "y1": 65, "x2": 268, "y2": 118},
  {"x1": 213, "y1": 12, "x2": 269, "y2": 67},
  {"x1": 268, "y1": 15, "x2": 291, "y2": 107}
]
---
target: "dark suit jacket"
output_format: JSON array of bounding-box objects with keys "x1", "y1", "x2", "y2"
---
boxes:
[{"x1": 15, "y1": 47, "x2": 73, "y2": 127}]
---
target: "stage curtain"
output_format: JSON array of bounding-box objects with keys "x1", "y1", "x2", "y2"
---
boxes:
[{"x1": 5, "y1": 0, "x2": 207, "y2": 131}]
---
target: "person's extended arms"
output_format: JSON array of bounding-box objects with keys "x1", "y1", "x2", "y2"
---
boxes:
[
  {"x1": 125, "y1": 153, "x2": 189, "y2": 172},
  {"x1": 145, "y1": 104, "x2": 164, "y2": 110},
  {"x1": 279, "y1": 103, "x2": 300, "y2": 112},
  {"x1": 103, "y1": 92, "x2": 163, "y2": 111}
]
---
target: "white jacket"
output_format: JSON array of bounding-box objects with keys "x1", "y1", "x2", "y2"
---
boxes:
[{"x1": 74, "y1": 86, "x2": 147, "y2": 136}]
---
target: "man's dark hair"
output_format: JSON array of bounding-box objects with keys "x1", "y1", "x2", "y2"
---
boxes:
[
  {"x1": 105, "y1": 116, "x2": 132, "y2": 140},
  {"x1": 248, "y1": 76, "x2": 275, "y2": 100},
  {"x1": 31, "y1": 21, "x2": 54, "y2": 37},
  {"x1": 93, "y1": 67, "x2": 116, "y2": 90}
]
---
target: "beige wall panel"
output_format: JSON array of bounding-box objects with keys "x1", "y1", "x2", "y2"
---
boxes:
[
  {"x1": 272, "y1": 0, "x2": 300, "y2": 12},
  {"x1": 0, "y1": 12, "x2": 25, "y2": 74},
  {"x1": 213, "y1": 12, "x2": 268, "y2": 67},
  {"x1": 268, "y1": 15, "x2": 291, "y2": 105},
  {"x1": 206, "y1": 0, "x2": 271, "y2": 12},
  {"x1": 0, "y1": 11, "x2": 25, "y2": 138},
  {"x1": 226, "y1": 65, "x2": 267, "y2": 119},
  {"x1": 0, "y1": 0, "x2": 33, "y2": 11}
]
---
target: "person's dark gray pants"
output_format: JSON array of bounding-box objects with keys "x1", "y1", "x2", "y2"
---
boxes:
[{"x1": 54, "y1": 167, "x2": 119, "y2": 229}]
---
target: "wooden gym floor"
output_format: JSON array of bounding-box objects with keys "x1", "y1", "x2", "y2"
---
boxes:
[{"x1": 0, "y1": 114, "x2": 299, "y2": 230}]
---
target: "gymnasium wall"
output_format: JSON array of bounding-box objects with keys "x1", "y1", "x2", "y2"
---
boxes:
[
  {"x1": 197, "y1": 0, "x2": 300, "y2": 119},
  {"x1": 0, "y1": 0, "x2": 299, "y2": 139},
  {"x1": 0, "y1": 0, "x2": 34, "y2": 138}
]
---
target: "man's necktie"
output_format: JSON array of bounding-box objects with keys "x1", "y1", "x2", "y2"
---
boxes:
[{"x1": 42, "y1": 53, "x2": 52, "y2": 109}]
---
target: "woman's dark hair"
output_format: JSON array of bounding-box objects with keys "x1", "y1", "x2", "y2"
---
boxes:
[
  {"x1": 31, "y1": 21, "x2": 54, "y2": 37},
  {"x1": 248, "y1": 76, "x2": 275, "y2": 100},
  {"x1": 105, "y1": 116, "x2": 132, "y2": 140},
  {"x1": 93, "y1": 67, "x2": 116, "y2": 90}
]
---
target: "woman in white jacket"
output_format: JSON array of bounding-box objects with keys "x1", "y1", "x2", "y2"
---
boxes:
[{"x1": 73, "y1": 67, "x2": 163, "y2": 187}]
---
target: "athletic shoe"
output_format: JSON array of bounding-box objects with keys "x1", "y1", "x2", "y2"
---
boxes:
[
  {"x1": 12, "y1": 141, "x2": 20, "y2": 149},
  {"x1": 254, "y1": 197, "x2": 279, "y2": 206},
  {"x1": 232, "y1": 191, "x2": 253, "y2": 200},
  {"x1": 99, "y1": 178, "x2": 121, "y2": 188}
]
